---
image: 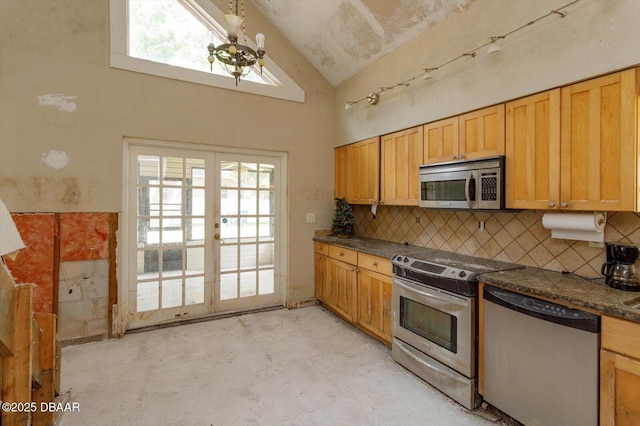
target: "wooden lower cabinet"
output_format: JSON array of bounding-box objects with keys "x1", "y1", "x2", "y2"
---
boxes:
[
  {"x1": 601, "y1": 315, "x2": 640, "y2": 426},
  {"x1": 326, "y1": 258, "x2": 357, "y2": 322},
  {"x1": 357, "y1": 268, "x2": 392, "y2": 344},
  {"x1": 313, "y1": 243, "x2": 392, "y2": 346}
]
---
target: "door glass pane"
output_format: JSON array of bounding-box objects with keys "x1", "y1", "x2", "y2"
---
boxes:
[
  {"x1": 186, "y1": 247, "x2": 204, "y2": 274},
  {"x1": 189, "y1": 189, "x2": 205, "y2": 216},
  {"x1": 220, "y1": 245, "x2": 237, "y2": 272},
  {"x1": 185, "y1": 276, "x2": 204, "y2": 305},
  {"x1": 187, "y1": 218, "x2": 205, "y2": 243},
  {"x1": 258, "y1": 190, "x2": 274, "y2": 215},
  {"x1": 221, "y1": 161, "x2": 239, "y2": 187},
  {"x1": 220, "y1": 273, "x2": 238, "y2": 300},
  {"x1": 240, "y1": 217, "x2": 257, "y2": 239},
  {"x1": 137, "y1": 281, "x2": 159, "y2": 312},
  {"x1": 139, "y1": 250, "x2": 160, "y2": 278},
  {"x1": 163, "y1": 157, "x2": 183, "y2": 185},
  {"x1": 258, "y1": 243, "x2": 274, "y2": 267},
  {"x1": 240, "y1": 271, "x2": 256, "y2": 297},
  {"x1": 240, "y1": 245, "x2": 256, "y2": 269},
  {"x1": 162, "y1": 278, "x2": 182, "y2": 308},
  {"x1": 163, "y1": 187, "x2": 182, "y2": 215},
  {"x1": 259, "y1": 217, "x2": 274, "y2": 241},
  {"x1": 259, "y1": 270, "x2": 274, "y2": 295},
  {"x1": 186, "y1": 159, "x2": 205, "y2": 185},
  {"x1": 220, "y1": 190, "x2": 238, "y2": 215},
  {"x1": 259, "y1": 164, "x2": 274, "y2": 189},
  {"x1": 240, "y1": 163, "x2": 258, "y2": 187},
  {"x1": 138, "y1": 155, "x2": 159, "y2": 183},
  {"x1": 220, "y1": 217, "x2": 238, "y2": 240},
  {"x1": 240, "y1": 190, "x2": 257, "y2": 215}
]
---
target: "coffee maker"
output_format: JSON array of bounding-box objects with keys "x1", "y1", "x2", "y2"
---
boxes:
[{"x1": 601, "y1": 243, "x2": 640, "y2": 291}]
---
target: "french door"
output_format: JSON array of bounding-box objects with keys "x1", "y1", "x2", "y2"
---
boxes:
[{"x1": 126, "y1": 144, "x2": 283, "y2": 328}]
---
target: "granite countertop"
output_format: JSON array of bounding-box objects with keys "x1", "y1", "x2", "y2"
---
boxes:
[{"x1": 314, "y1": 236, "x2": 640, "y2": 323}]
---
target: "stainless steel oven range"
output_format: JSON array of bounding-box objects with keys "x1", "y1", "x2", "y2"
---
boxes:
[{"x1": 391, "y1": 253, "x2": 518, "y2": 410}]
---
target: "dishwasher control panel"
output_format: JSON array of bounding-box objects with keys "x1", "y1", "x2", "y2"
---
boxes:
[{"x1": 484, "y1": 286, "x2": 600, "y2": 333}]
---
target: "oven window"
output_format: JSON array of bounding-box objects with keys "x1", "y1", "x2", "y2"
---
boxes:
[
  {"x1": 400, "y1": 296, "x2": 457, "y2": 353},
  {"x1": 421, "y1": 180, "x2": 474, "y2": 202}
]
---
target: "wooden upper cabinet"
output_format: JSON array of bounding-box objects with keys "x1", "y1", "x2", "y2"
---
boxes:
[
  {"x1": 560, "y1": 68, "x2": 637, "y2": 211},
  {"x1": 350, "y1": 137, "x2": 380, "y2": 205},
  {"x1": 423, "y1": 117, "x2": 459, "y2": 164},
  {"x1": 334, "y1": 144, "x2": 351, "y2": 201},
  {"x1": 459, "y1": 104, "x2": 506, "y2": 160},
  {"x1": 381, "y1": 126, "x2": 423, "y2": 205},
  {"x1": 505, "y1": 90, "x2": 561, "y2": 209}
]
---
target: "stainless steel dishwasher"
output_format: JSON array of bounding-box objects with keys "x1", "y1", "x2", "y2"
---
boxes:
[{"x1": 482, "y1": 285, "x2": 600, "y2": 426}]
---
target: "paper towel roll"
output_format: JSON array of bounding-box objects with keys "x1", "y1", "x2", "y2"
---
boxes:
[{"x1": 542, "y1": 212, "x2": 606, "y2": 242}]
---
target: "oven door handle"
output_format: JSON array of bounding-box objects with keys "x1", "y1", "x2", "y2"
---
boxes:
[
  {"x1": 394, "y1": 277, "x2": 466, "y2": 304},
  {"x1": 464, "y1": 171, "x2": 475, "y2": 209}
]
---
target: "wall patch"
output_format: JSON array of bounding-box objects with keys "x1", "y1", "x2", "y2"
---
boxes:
[
  {"x1": 42, "y1": 150, "x2": 70, "y2": 170},
  {"x1": 37, "y1": 93, "x2": 77, "y2": 112}
]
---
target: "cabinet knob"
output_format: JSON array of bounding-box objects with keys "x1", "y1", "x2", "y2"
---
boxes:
[
  {"x1": 459, "y1": 154, "x2": 465, "y2": 159},
  {"x1": 452, "y1": 155, "x2": 457, "y2": 160},
  {"x1": 372, "y1": 262, "x2": 378, "y2": 266},
  {"x1": 548, "y1": 202, "x2": 556, "y2": 208},
  {"x1": 561, "y1": 202, "x2": 568, "y2": 208}
]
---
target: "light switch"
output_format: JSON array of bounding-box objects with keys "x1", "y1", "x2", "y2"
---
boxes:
[{"x1": 306, "y1": 213, "x2": 316, "y2": 223}]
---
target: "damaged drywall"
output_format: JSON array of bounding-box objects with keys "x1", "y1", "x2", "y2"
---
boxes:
[
  {"x1": 37, "y1": 94, "x2": 77, "y2": 112},
  {"x1": 41, "y1": 150, "x2": 71, "y2": 170}
]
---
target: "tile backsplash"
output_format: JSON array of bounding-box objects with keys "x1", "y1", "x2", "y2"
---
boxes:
[{"x1": 353, "y1": 205, "x2": 640, "y2": 278}]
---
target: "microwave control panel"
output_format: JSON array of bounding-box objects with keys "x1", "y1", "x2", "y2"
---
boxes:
[{"x1": 479, "y1": 171, "x2": 498, "y2": 201}]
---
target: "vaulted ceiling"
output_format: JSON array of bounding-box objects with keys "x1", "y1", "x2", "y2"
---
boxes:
[{"x1": 252, "y1": 0, "x2": 476, "y2": 86}]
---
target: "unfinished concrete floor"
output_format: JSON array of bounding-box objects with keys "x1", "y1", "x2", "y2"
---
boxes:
[{"x1": 60, "y1": 305, "x2": 497, "y2": 425}]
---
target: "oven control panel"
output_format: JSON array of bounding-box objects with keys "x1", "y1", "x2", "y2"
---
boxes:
[{"x1": 392, "y1": 255, "x2": 476, "y2": 282}]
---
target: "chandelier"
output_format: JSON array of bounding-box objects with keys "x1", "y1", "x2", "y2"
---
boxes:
[{"x1": 207, "y1": 0, "x2": 266, "y2": 86}]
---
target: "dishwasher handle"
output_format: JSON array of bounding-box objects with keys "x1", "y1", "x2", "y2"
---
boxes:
[{"x1": 483, "y1": 286, "x2": 600, "y2": 333}]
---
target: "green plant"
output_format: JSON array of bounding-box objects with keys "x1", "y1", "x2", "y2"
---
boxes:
[{"x1": 331, "y1": 197, "x2": 355, "y2": 236}]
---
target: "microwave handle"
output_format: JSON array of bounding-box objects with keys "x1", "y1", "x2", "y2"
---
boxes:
[{"x1": 464, "y1": 171, "x2": 474, "y2": 209}]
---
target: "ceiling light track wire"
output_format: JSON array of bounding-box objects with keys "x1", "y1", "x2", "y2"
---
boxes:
[{"x1": 344, "y1": 0, "x2": 581, "y2": 109}]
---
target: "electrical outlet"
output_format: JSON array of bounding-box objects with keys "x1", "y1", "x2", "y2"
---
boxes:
[
  {"x1": 306, "y1": 213, "x2": 316, "y2": 223},
  {"x1": 478, "y1": 221, "x2": 485, "y2": 232},
  {"x1": 415, "y1": 216, "x2": 421, "y2": 224},
  {"x1": 588, "y1": 241, "x2": 604, "y2": 248}
]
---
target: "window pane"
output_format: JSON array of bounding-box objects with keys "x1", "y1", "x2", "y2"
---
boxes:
[
  {"x1": 258, "y1": 243, "x2": 274, "y2": 267},
  {"x1": 189, "y1": 188, "x2": 205, "y2": 216},
  {"x1": 259, "y1": 164, "x2": 274, "y2": 189},
  {"x1": 259, "y1": 217, "x2": 274, "y2": 241},
  {"x1": 187, "y1": 159, "x2": 205, "y2": 185},
  {"x1": 187, "y1": 218, "x2": 205, "y2": 244},
  {"x1": 220, "y1": 217, "x2": 238, "y2": 241},
  {"x1": 163, "y1": 187, "x2": 182, "y2": 215},
  {"x1": 240, "y1": 217, "x2": 257, "y2": 239}
]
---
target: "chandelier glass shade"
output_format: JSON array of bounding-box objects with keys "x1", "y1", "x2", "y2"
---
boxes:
[{"x1": 207, "y1": 0, "x2": 265, "y2": 86}]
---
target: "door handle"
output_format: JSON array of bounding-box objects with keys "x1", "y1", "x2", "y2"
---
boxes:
[{"x1": 464, "y1": 172, "x2": 474, "y2": 209}]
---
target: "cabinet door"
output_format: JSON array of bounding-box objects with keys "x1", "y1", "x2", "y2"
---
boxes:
[
  {"x1": 505, "y1": 90, "x2": 561, "y2": 209},
  {"x1": 350, "y1": 137, "x2": 380, "y2": 205},
  {"x1": 314, "y1": 253, "x2": 328, "y2": 303},
  {"x1": 327, "y1": 258, "x2": 357, "y2": 322},
  {"x1": 459, "y1": 104, "x2": 505, "y2": 160},
  {"x1": 334, "y1": 145, "x2": 351, "y2": 201},
  {"x1": 600, "y1": 349, "x2": 640, "y2": 426},
  {"x1": 423, "y1": 117, "x2": 459, "y2": 164},
  {"x1": 357, "y1": 268, "x2": 392, "y2": 345},
  {"x1": 381, "y1": 127, "x2": 423, "y2": 205},
  {"x1": 560, "y1": 68, "x2": 636, "y2": 211}
]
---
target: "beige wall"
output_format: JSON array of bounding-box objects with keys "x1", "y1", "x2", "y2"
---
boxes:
[
  {"x1": 335, "y1": 0, "x2": 640, "y2": 144},
  {"x1": 0, "y1": 0, "x2": 335, "y2": 305}
]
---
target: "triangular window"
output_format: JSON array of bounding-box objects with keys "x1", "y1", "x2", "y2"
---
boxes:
[{"x1": 109, "y1": 0, "x2": 304, "y2": 102}]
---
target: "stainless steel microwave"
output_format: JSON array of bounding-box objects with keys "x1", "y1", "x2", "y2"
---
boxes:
[{"x1": 419, "y1": 156, "x2": 505, "y2": 210}]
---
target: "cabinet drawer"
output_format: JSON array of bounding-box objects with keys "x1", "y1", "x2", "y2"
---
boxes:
[
  {"x1": 358, "y1": 253, "x2": 392, "y2": 276},
  {"x1": 602, "y1": 315, "x2": 640, "y2": 360},
  {"x1": 314, "y1": 242, "x2": 328, "y2": 255},
  {"x1": 328, "y1": 245, "x2": 357, "y2": 264}
]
